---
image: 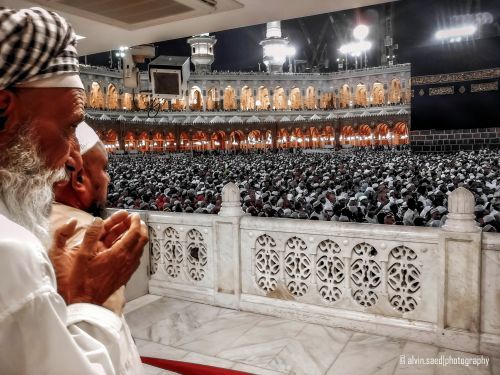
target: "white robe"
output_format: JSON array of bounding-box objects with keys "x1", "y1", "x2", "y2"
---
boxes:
[
  {"x1": 50, "y1": 203, "x2": 143, "y2": 375},
  {"x1": 0, "y1": 199, "x2": 123, "y2": 374}
]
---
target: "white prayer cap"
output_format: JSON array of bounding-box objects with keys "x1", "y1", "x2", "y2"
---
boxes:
[
  {"x1": 483, "y1": 214, "x2": 495, "y2": 224},
  {"x1": 75, "y1": 121, "x2": 101, "y2": 155},
  {"x1": 18, "y1": 73, "x2": 83, "y2": 89}
]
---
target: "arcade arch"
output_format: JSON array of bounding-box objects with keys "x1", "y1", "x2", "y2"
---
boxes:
[
  {"x1": 122, "y1": 93, "x2": 133, "y2": 110},
  {"x1": 246, "y1": 130, "x2": 263, "y2": 149},
  {"x1": 289, "y1": 87, "x2": 302, "y2": 110},
  {"x1": 264, "y1": 130, "x2": 273, "y2": 147},
  {"x1": 102, "y1": 129, "x2": 119, "y2": 151},
  {"x1": 160, "y1": 99, "x2": 169, "y2": 111},
  {"x1": 308, "y1": 127, "x2": 321, "y2": 148},
  {"x1": 339, "y1": 84, "x2": 351, "y2": 109},
  {"x1": 179, "y1": 131, "x2": 190, "y2": 151},
  {"x1": 393, "y1": 122, "x2": 409, "y2": 145},
  {"x1": 189, "y1": 86, "x2": 203, "y2": 111},
  {"x1": 290, "y1": 128, "x2": 305, "y2": 148},
  {"x1": 165, "y1": 132, "x2": 176, "y2": 152},
  {"x1": 229, "y1": 130, "x2": 245, "y2": 150},
  {"x1": 277, "y1": 128, "x2": 290, "y2": 148},
  {"x1": 192, "y1": 131, "x2": 209, "y2": 151},
  {"x1": 256, "y1": 86, "x2": 270, "y2": 110},
  {"x1": 273, "y1": 86, "x2": 287, "y2": 110},
  {"x1": 389, "y1": 79, "x2": 402, "y2": 104},
  {"x1": 320, "y1": 92, "x2": 335, "y2": 110},
  {"x1": 138, "y1": 132, "x2": 151, "y2": 152},
  {"x1": 372, "y1": 82, "x2": 385, "y2": 105},
  {"x1": 355, "y1": 83, "x2": 368, "y2": 107},
  {"x1": 107, "y1": 84, "x2": 119, "y2": 109},
  {"x1": 152, "y1": 132, "x2": 164, "y2": 152},
  {"x1": 171, "y1": 98, "x2": 186, "y2": 111},
  {"x1": 89, "y1": 82, "x2": 105, "y2": 109},
  {"x1": 223, "y1": 86, "x2": 237, "y2": 110},
  {"x1": 305, "y1": 86, "x2": 316, "y2": 110},
  {"x1": 206, "y1": 87, "x2": 218, "y2": 111},
  {"x1": 375, "y1": 123, "x2": 390, "y2": 145},
  {"x1": 320, "y1": 126, "x2": 335, "y2": 147},
  {"x1": 211, "y1": 130, "x2": 226, "y2": 150},
  {"x1": 124, "y1": 132, "x2": 137, "y2": 150},
  {"x1": 136, "y1": 94, "x2": 150, "y2": 110},
  {"x1": 240, "y1": 86, "x2": 255, "y2": 111},
  {"x1": 340, "y1": 125, "x2": 355, "y2": 146},
  {"x1": 358, "y1": 124, "x2": 372, "y2": 146}
]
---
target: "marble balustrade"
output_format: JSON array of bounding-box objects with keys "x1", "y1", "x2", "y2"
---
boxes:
[{"x1": 127, "y1": 184, "x2": 500, "y2": 358}]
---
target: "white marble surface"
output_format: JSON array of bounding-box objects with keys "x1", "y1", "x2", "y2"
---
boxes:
[
  {"x1": 126, "y1": 296, "x2": 499, "y2": 375},
  {"x1": 125, "y1": 294, "x2": 162, "y2": 314}
]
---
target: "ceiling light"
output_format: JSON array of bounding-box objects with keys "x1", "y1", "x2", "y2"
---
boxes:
[
  {"x1": 339, "y1": 41, "x2": 372, "y2": 55},
  {"x1": 353, "y1": 25, "x2": 369, "y2": 40},
  {"x1": 435, "y1": 25, "x2": 477, "y2": 40}
]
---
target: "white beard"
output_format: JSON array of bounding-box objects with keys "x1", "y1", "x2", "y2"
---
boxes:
[{"x1": 0, "y1": 132, "x2": 68, "y2": 249}]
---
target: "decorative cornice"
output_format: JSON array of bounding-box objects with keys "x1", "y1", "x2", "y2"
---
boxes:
[
  {"x1": 412, "y1": 68, "x2": 500, "y2": 86},
  {"x1": 471, "y1": 81, "x2": 499, "y2": 93},
  {"x1": 429, "y1": 86, "x2": 454, "y2": 96}
]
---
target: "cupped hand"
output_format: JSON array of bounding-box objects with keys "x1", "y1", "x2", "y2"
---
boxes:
[{"x1": 49, "y1": 211, "x2": 148, "y2": 305}]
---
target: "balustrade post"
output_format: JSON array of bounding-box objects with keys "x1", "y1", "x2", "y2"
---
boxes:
[
  {"x1": 213, "y1": 182, "x2": 244, "y2": 308},
  {"x1": 124, "y1": 210, "x2": 151, "y2": 301},
  {"x1": 438, "y1": 187, "x2": 481, "y2": 352}
]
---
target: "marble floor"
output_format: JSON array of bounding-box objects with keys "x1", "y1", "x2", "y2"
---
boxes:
[{"x1": 125, "y1": 295, "x2": 500, "y2": 375}]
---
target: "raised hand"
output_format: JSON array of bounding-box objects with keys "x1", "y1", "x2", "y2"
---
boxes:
[{"x1": 49, "y1": 211, "x2": 148, "y2": 306}]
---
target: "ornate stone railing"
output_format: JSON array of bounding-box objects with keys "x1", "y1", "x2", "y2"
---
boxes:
[
  {"x1": 132, "y1": 185, "x2": 499, "y2": 357},
  {"x1": 147, "y1": 212, "x2": 215, "y2": 303},
  {"x1": 239, "y1": 218, "x2": 437, "y2": 332}
]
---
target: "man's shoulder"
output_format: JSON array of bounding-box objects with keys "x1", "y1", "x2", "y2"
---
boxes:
[
  {"x1": 0, "y1": 213, "x2": 41, "y2": 248},
  {"x1": 51, "y1": 202, "x2": 94, "y2": 227},
  {"x1": 0, "y1": 214, "x2": 54, "y2": 314},
  {"x1": 50, "y1": 203, "x2": 94, "y2": 247}
]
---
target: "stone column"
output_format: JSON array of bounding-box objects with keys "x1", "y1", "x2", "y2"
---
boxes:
[
  {"x1": 438, "y1": 187, "x2": 481, "y2": 352},
  {"x1": 214, "y1": 182, "x2": 244, "y2": 308},
  {"x1": 334, "y1": 121, "x2": 341, "y2": 148}
]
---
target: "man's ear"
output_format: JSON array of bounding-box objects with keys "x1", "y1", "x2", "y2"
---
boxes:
[{"x1": 72, "y1": 170, "x2": 86, "y2": 193}]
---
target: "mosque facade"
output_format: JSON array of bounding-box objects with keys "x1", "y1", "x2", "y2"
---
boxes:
[{"x1": 81, "y1": 27, "x2": 411, "y2": 152}]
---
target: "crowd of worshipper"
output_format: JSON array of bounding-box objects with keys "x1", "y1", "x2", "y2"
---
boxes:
[{"x1": 106, "y1": 148, "x2": 500, "y2": 231}]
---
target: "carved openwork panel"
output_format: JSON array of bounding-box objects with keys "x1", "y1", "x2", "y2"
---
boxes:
[
  {"x1": 350, "y1": 242, "x2": 381, "y2": 307},
  {"x1": 149, "y1": 226, "x2": 161, "y2": 275},
  {"x1": 284, "y1": 236, "x2": 311, "y2": 297},
  {"x1": 255, "y1": 234, "x2": 279, "y2": 292},
  {"x1": 388, "y1": 246, "x2": 421, "y2": 313},
  {"x1": 316, "y1": 240, "x2": 344, "y2": 303},
  {"x1": 162, "y1": 227, "x2": 183, "y2": 278},
  {"x1": 186, "y1": 229, "x2": 208, "y2": 281}
]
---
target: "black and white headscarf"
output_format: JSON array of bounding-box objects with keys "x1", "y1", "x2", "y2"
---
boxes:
[{"x1": 0, "y1": 7, "x2": 80, "y2": 90}]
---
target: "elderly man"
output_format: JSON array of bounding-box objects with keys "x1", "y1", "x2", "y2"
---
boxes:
[
  {"x1": 0, "y1": 7, "x2": 147, "y2": 374},
  {"x1": 51, "y1": 122, "x2": 143, "y2": 374}
]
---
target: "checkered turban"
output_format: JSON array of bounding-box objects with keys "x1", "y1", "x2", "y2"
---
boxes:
[{"x1": 0, "y1": 7, "x2": 81, "y2": 90}]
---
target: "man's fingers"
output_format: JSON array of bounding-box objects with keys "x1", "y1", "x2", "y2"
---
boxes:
[
  {"x1": 80, "y1": 217, "x2": 104, "y2": 258},
  {"x1": 138, "y1": 219, "x2": 149, "y2": 249},
  {"x1": 101, "y1": 219, "x2": 130, "y2": 247},
  {"x1": 102, "y1": 210, "x2": 129, "y2": 233},
  {"x1": 50, "y1": 219, "x2": 77, "y2": 255},
  {"x1": 113, "y1": 214, "x2": 141, "y2": 250},
  {"x1": 112, "y1": 214, "x2": 148, "y2": 256}
]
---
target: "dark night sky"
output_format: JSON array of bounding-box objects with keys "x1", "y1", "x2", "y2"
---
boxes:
[{"x1": 82, "y1": 0, "x2": 500, "y2": 76}]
